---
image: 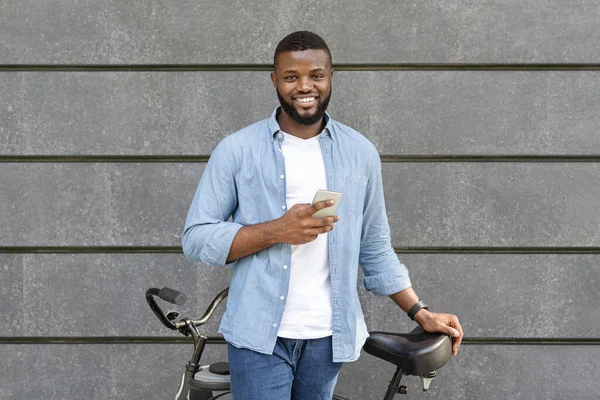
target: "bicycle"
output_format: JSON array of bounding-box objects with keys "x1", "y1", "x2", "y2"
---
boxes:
[{"x1": 146, "y1": 287, "x2": 452, "y2": 400}]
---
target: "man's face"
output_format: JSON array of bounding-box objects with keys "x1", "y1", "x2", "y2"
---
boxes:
[{"x1": 271, "y1": 49, "x2": 333, "y2": 126}]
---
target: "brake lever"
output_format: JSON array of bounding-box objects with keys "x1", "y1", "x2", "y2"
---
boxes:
[{"x1": 166, "y1": 311, "x2": 179, "y2": 322}]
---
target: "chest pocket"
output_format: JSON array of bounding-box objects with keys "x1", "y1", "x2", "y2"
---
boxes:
[{"x1": 340, "y1": 175, "x2": 368, "y2": 216}]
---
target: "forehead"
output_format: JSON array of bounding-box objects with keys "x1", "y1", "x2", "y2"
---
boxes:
[{"x1": 275, "y1": 49, "x2": 331, "y2": 72}]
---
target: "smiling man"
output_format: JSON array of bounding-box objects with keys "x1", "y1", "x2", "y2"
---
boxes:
[{"x1": 183, "y1": 31, "x2": 463, "y2": 400}]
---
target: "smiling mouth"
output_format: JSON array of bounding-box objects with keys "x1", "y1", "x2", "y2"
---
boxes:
[{"x1": 294, "y1": 97, "x2": 318, "y2": 107}]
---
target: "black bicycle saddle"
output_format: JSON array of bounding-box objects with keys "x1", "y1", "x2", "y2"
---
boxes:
[{"x1": 363, "y1": 326, "x2": 452, "y2": 375}]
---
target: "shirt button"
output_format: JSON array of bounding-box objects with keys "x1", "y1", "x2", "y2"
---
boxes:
[
  {"x1": 280, "y1": 175, "x2": 284, "y2": 179},
  {"x1": 278, "y1": 134, "x2": 283, "y2": 138},
  {"x1": 283, "y1": 265, "x2": 288, "y2": 269},
  {"x1": 281, "y1": 205, "x2": 286, "y2": 210},
  {"x1": 278, "y1": 149, "x2": 282, "y2": 152},
  {"x1": 272, "y1": 323, "x2": 278, "y2": 328},
  {"x1": 280, "y1": 296, "x2": 285, "y2": 300}
]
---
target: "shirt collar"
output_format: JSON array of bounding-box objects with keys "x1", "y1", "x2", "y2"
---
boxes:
[{"x1": 268, "y1": 107, "x2": 334, "y2": 141}]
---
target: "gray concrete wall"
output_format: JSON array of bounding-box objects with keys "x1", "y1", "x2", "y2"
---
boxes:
[{"x1": 1, "y1": 1, "x2": 599, "y2": 399}]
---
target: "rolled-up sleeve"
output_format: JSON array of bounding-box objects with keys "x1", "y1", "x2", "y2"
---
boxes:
[
  {"x1": 359, "y1": 148, "x2": 411, "y2": 295},
  {"x1": 182, "y1": 138, "x2": 243, "y2": 267}
]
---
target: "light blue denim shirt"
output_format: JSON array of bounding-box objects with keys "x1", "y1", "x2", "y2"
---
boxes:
[{"x1": 182, "y1": 108, "x2": 411, "y2": 362}]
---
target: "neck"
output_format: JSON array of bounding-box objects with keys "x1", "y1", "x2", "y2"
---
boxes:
[{"x1": 277, "y1": 110, "x2": 324, "y2": 140}]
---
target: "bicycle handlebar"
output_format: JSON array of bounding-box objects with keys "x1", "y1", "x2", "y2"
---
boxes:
[{"x1": 145, "y1": 286, "x2": 229, "y2": 332}]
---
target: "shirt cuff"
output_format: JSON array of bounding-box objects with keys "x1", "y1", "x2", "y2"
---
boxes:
[
  {"x1": 361, "y1": 267, "x2": 412, "y2": 296},
  {"x1": 200, "y1": 222, "x2": 244, "y2": 266}
]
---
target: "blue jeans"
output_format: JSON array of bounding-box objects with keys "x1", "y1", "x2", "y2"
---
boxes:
[{"x1": 227, "y1": 336, "x2": 343, "y2": 400}]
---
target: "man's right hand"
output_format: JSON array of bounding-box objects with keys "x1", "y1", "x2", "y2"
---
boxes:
[
  {"x1": 226, "y1": 200, "x2": 340, "y2": 263},
  {"x1": 273, "y1": 200, "x2": 340, "y2": 245}
]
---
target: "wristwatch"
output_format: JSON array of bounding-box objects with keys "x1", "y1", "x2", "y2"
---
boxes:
[{"x1": 407, "y1": 299, "x2": 429, "y2": 320}]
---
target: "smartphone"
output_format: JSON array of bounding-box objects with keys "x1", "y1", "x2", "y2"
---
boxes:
[{"x1": 311, "y1": 189, "x2": 343, "y2": 218}]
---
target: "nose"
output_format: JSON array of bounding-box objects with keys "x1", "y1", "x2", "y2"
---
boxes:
[{"x1": 296, "y1": 76, "x2": 313, "y2": 92}]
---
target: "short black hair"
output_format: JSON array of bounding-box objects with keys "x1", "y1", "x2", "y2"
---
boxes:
[{"x1": 273, "y1": 31, "x2": 332, "y2": 69}]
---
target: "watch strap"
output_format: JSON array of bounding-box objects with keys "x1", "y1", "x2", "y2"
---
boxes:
[{"x1": 407, "y1": 299, "x2": 429, "y2": 320}]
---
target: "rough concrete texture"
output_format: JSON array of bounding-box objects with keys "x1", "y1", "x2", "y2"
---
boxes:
[
  {"x1": 1, "y1": 163, "x2": 598, "y2": 247},
  {"x1": 383, "y1": 163, "x2": 600, "y2": 247},
  {"x1": 2, "y1": 71, "x2": 600, "y2": 155},
  {"x1": 369, "y1": 254, "x2": 600, "y2": 338},
  {"x1": 2, "y1": 1, "x2": 600, "y2": 64},
  {"x1": 19, "y1": 253, "x2": 231, "y2": 337},
  {"x1": 2, "y1": 254, "x2": 599, "y2": 338},
  {"x1": 336, "y1": 345, "x2": 600, "y2": 400},
  {"x1": 1, "y1": 343, "x2": 599, "y2": 400},
  {"x1": 0, "y1": 163, "x2": 205, "y2": 247},
  {"x1": 0, "y1": 343, "x2": 227, "y2": 399},
  {"x1": 0, "y1": 255, "x2": 23, "y2": 336}
]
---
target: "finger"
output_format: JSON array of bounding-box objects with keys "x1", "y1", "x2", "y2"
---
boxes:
[
  {"x1": 444, "y1": 324, "x2": 461, "y2": 339},
  {"x1": 448, "y1": 319, "x2": 463, "y2": 356},
  {"x1": 452, "y1": 334, "x2": 462, "y2": 356},
  {"x1": 310, "y1": 199, "x2": 336, "y2": 213},
  {"x1": 302, "y1": 217, "x2": 336, "y2": 231},
  {"x1": 321, "y1": 224, "x2": 334, "y2": 233},
  {"x1": 309, "y1": 225, "x2": 334, "y2": 235},
  {"x1": 453, "y1": 318, "x2": 464, "y2": 337},
  {"x1": 313, "y1": 215, "x2": 340, "y2": 226},
  {"x1": 290, "y1": 203, "x2": 312, "y2": 212}
]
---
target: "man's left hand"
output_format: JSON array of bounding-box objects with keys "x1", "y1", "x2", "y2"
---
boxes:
[{"x1": 414, "y1": 310, "x2": 463, "y2": 356}]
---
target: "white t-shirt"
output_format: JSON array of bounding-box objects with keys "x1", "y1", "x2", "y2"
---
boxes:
[{"x1": 277, "y1": 131, "x2": 333, "y2": 339}]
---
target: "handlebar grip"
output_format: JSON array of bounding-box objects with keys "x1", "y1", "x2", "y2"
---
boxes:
[{"x1": 157, "y1": 287, "x2": 187, "y2": 306}]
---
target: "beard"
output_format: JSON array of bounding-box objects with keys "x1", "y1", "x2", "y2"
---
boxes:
[{"x1": 276, "y1": 87, "x2": 332, "y2": 126}]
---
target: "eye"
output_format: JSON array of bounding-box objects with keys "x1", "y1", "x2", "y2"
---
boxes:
[
  {"x1": 284, "y1": 76, "x2": 297, "y2": 81},
  {"x1": 312, "y1": 74, "x2": 324, "y2": 80}
]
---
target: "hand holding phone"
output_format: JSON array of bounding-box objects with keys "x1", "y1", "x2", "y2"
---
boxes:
[{"x1": 311, "y1": 189, "x2": 342, "y2": 218}]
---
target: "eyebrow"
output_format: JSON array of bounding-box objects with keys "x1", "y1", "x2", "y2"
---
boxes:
[{"x1": 282, "y1": 68, "x2": 327, "y2": 74}]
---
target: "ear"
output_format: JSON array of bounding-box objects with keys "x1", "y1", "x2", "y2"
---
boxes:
[
  {"x1": 330, "y1": 69, "x2": 334, "y2": 78},
  {"x1": 270, "y1": 71, "x2": 277, "y2": 88}
]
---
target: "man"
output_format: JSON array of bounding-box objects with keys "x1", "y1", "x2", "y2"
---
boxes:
[{"x1": 183, "y1": 31, "x2": 463, "y2": 400}]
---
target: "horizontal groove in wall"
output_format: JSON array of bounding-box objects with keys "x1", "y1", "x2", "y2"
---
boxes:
[
  {"x1": 464, "y1": 338, "x2": 600, "y2": 345},
  {"x1": 1, "y1": 337, "x2": 599, "y2": 345},
  {"x1": 380, "y1": 155, "x2": 600, "y2": 163},
  {"x1": 2, "y1": 64, "x2": 600, "y2": 72},
  {"x1": 1, "y1": 155, "x2": 599, "y2": 163},
  {"x1": 0, "y1": 155, "x2": 212, "y2": 163},
  {"x1": 395, "y1": 247, "x2": 600, "y2": 254},
  {"x1": 2, "y1": 247, "x2": 600, "y2": 254},
  {"x1": 0, "y1": 246, "x2": 183, "y2": 253},
  {"x1": 0, "y1": 336, "x2": 225, "y2": 345}
]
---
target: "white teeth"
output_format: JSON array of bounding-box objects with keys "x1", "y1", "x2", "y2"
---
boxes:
[{"x1": 298, "y1": 97, "x2": 315, "y2": 103}]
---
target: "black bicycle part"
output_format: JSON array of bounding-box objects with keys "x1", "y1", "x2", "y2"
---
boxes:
[
  {"x1": 363, "y1": 326, "x2": 452, "y2": 376},
  {"x1": 145, "y1": 287, "x2": 179, "y2": 330},
  {"x1": 208, "y1": 362, "x2": 230, "y2": 375},
  {"x1": 208, "y1": 392, "x2": 231, "y2": 400},
  {"x1": 158, "y1": 287, "x2": 187, "y2": 305}
]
